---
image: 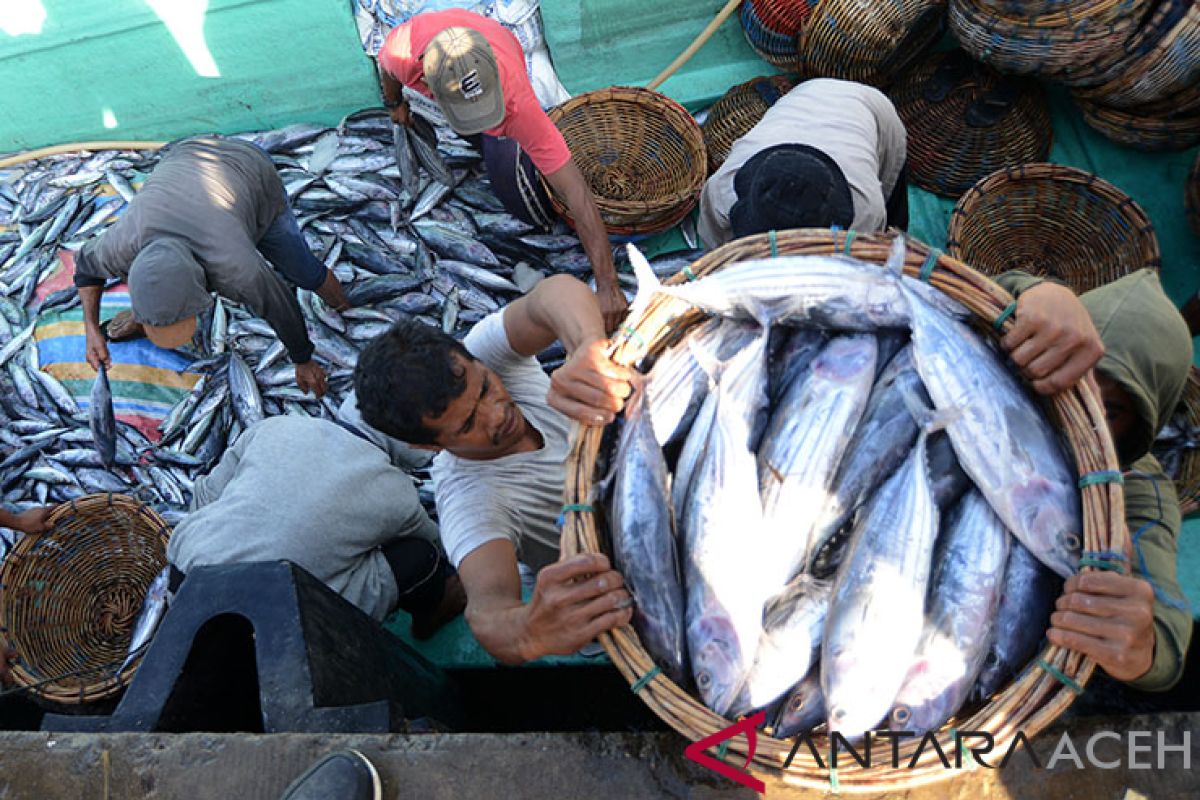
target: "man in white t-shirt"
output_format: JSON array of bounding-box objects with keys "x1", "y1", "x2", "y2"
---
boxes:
[
  {"x1": 353, "y1": 275, "x2": 638, "y2": 663},
  {"x1": 698, "y1": 78, "x2": 908, "y2": 249}
]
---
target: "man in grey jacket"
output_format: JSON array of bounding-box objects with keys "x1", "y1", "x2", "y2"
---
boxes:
[
  {"x1": 76, "y1": 136, "x2": 349, "y2": 397},
  {"x1": 166, "y1": 414, "x2": 464, "y2": 636}
]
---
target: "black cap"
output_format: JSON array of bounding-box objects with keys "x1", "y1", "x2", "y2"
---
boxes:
[{"x1": 729, "y1": 144, "x2": 855, "y2": 239}]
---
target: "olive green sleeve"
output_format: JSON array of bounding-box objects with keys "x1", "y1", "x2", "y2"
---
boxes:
[
  {"x1": 1122, "y1": 455, "x2": 1193, "y2": 692},
  {"x1": 993, "y1": 270, "x2": 1071, "y2": 298}
]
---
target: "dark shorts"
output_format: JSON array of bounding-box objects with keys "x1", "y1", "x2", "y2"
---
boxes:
[
  {"x1": 470, "y1": 134, "x2": 558, "y2": 231},
  {"x1": 256, "y1": 205, "x2": 327, "y2": 291}
]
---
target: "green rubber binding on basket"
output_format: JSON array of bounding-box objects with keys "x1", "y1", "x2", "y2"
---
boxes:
[
  {"x1": 768, "y1": 229, "x2": 778, "y2": 258},
  {"x1": 842, "y1": 229, "x2": 857, "y2": 255},
  {"x1": 682, "y1": 265, "x2": 697, "y2": 281},
  {"x1": 716, "y1": 739, "x2": 729, "y2": 759},
  {"x1": 561, "y1": 503, "x2": 594, "y2": 514},
  {"x1": 621, "y1": 324, "x2": 646, "y2": 350},
  {"x1": 1079, "y1": 557, "x2": 1126, "y2": 573},
  {"x1": 993, "y1": 301, "x2": 1017, "y2": 331},
  {"x1": 1035, "y1": 658, "x2": 1084, "y2": 694},
  {"x1": 919, "y1": 249, "x2": 940, "y2": 282},
  {"x1": 1077, "y1": 471, "x2": 1124, "y2": 488},
  {"x1": 631, "y1": 665, "x2": 662, "y2": 695},
  {"x1": 829, "y1": 767, "x2": 840, "y2": 794}
]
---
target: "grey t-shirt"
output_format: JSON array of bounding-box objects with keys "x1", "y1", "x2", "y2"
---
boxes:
[
  {"x1": 698, "y1": 79, "x2": 908, "y2": 249},
  {"x1": 74, "y1": 136, "x2": 314, "y2": 363},
  {"x1": 431, "y1": 310, "x2": 571, "y2": 571},
  {"x1": 167, "y1": 415, "x2": 439, "y2": 620}
]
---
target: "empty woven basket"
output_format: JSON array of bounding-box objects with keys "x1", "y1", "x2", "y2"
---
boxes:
[
  {"x1": 890, "y1": 50, "x2": 1052, "y2": 197},
  {"x1": 701, "y1": 75, "x2": 795, "y2": 174},
  {"x1": 946, "y1": 163, "x2": 1161, "y2": 293},
  {"x1": 1075, "y1": 98, "x2": 1200, "y2": 152},
  {"x1": 545, "y1": 87, "x2": 707, "y2": 236},
  {"x1": 0, "y1": 493, "x2": 171, "y2": 706}
]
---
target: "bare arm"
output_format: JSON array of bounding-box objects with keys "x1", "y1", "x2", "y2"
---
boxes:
[
  {"x1": 0, "y1": 507, "x2": 52, "y2": 535},
  {"x1": 378, "y1": 68, "x2": 411, "y2": 125},
  {"x1": 542, "y1": 161, "x2": 627, "y2": 332},
  {"x1": 79, "y1": 285, "x2": 111, "y2": 369},
  {"x1": 459, "y1": 540, "x2": 632, "y2": 665}
]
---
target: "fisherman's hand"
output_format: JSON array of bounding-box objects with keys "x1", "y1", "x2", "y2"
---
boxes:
[
  {"x1": 518, "y1": 553, "x2": 633, "y2": 660},
  {"x1": 85, "y1": 328, "x2": 112, "y2": 370},
  {"x1": 1000, "y1": 282, "x2": 1104, "y2": 396},
  {"x1": 1047, "y1": 571, "x2": 1156, "y2": 683},
  {"x1": 389, "y1": 100, "x2": 412, "y2": 127},
  {"x1": 294, "y1": 360, "x2": 328, "y2": 398},
  {"x1": 596, "y1": 282, "x2": 630, "y2": 335},
  {"x1": 12, "y1": 507, "x2": 52, "y2": 536},
  {"x1": 548, "y1": 338, "x2": 639, "y2": 427}
]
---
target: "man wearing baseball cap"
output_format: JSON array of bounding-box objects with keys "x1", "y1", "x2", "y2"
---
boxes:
[
  {"x1": 377, "y1": 9, "x2": 628, "y2": 332},
  {"x1": 76, "y1": 136, "x2": 346, "y2": 397},
  {"x1": 699, "y1": 78, "x2": 909, "y2": 249}
]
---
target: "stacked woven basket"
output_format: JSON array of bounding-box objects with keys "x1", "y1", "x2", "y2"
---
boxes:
[
  {"x1": 545, "y1": 87, "x2": 707, "y2": 236},
  {"x1": 701, "y1": 75, "x2": 795, "y2": 174},
  {"x1": 740, "y1": 0, "x2": 817, "y2": 71},
  {"x1": 0, "y1": 494, "x2": 171, "y2": 706},
  {"x1": 563, "y1": 230, "x2": 1121, "y2": 791},
  {"x1": 799, "y1": 0, "x2": 947, "y2": 87},
  {"x1": 950, "y1": 0, "x2": 1200, "y2": 150}
]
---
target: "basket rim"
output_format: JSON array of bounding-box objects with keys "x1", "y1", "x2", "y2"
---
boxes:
[
  {"x1": 945, "y1": 162, "x2": 1163, "y2": 284},
  {"x1": 0, "y1": 492, "x2": 172, "y2": 705},
  {"x1": 560, "y1": 228, "x2": 1122, "y2": 791}
]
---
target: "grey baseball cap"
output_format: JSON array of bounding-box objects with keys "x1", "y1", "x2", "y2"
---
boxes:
[{"x1": 423, "y1": 26, "x2": 505, "y2": 135}]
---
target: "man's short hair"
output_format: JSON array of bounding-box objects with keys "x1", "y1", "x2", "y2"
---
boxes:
[{"x1": 354, "y1": 318, "x2": 474, "y2": 445}]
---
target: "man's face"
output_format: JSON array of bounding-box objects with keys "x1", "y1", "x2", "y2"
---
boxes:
[
  {"x1": 1097, "y1": 372, "x2": 1137, "y2": 448},
  {"x1": 421, "y1": 354, "x2": 528, "y2": 459}
]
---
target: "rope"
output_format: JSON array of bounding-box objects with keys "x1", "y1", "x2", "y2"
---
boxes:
[
  {"x1": 631, "y1": 665, "x2": 661, "y2": 695},
  {"x1": 829, "y1": 767, "x2": 840, "y2": 794},
  {"x1": 1034, "y1": 658, "x2": 1084, "y2": 694},
  {"x1": 992, "y1": 301, "x2": 1017, "y2": 331},
  {"x1": 1077, "y1": 470, "x2": 1124, "y2": 488}
]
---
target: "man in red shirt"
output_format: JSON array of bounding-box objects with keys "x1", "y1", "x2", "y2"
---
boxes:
[{"x1": 377, "y1": 9, "x2": 627, "y2": 331}]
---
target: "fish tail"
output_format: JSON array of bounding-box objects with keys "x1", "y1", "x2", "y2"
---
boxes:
[
  {"x1": 624, "y1": 243, "x2": 663, "y2": 323},
  {"x1": 884, "y1": 232, "x2": 907, "y2": 275},
  {"x1": 899, "y1": 380, "x2": 959, "y2": 434}
]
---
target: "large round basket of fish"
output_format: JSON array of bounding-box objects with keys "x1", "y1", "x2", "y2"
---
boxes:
[
  {"x1": 0, "y1": 493, "x2": 171, "y2": 707},
  {"x1": 560, "y1": 228, "x2": 1121, "y2": 791},
  {"x1": 545, "y1": 86, "x2": 707, "y2": 237}
]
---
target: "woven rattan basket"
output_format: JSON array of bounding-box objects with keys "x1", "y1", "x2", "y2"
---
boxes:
[
  {"x1": 946, "y1": 164, "x2": 1161, "y2": 294},
  {"x1": 799, "y1": 0, "x2": 946, "y2": 87},
  {"x1": 701, "y1": 75, "x2": 795, "y2": 174},
  {"x1": 1076, "y1": 98, "x2": 1200, "y2": 152},
  {"x1": 561, "y1": 228, "x2": 1121, "y2": 791},
  {"x1": 1188, "y1": 151, "x2": 1200, "y2": 237},
  {"x1": 1073, "y1": 0, "x2": 1200, "y2": 109},
  {"x1": 1174, "y1": 368, "x2": 1200, "y2": 516},
  {"x1": 544, "y1": 87, "x2": 707, "y2": 236},
  {"x1": 0, "y1": 493, "x2": 171, "y2": 706},
  {"x1": 740, "y1": 0, "x2": 817, "y2": 71},
  {"x1": 890, "y1": 50, "x2": 1052, "y2": 198},
  {"x1": 949, "y1": 0, "x2": 1153, "y2": 87}
]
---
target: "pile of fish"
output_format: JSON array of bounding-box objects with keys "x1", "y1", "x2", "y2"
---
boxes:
[
  {"x1": 607, "y1": 240, "x2": 1079, "y2": 739},
  {"x1": 0, "y1": 108, "x2": 705, "y2": 558}
]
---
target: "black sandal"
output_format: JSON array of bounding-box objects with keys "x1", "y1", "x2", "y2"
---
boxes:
[{"x1": 100, "y1": 310, "x2": 147, "y2": 343}]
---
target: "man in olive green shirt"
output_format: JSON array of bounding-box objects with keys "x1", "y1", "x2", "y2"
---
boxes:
[{"x1": 996, "y1": 268, "x2": 1192, "y2": 692}]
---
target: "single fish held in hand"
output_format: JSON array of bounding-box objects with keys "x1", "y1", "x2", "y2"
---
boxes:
[
  {"x1": 890, "y1": 489, "x2": 1010, "y2": 733},
  {"x1": 902, "y1": 284, "x2": 1082, "y2": 578},
  {"x1": 611, "y1": 390, "x2": 686, "y2": 683},
  {"x1": 89, "y1": 363, "x2": 116, "y2": 467}
]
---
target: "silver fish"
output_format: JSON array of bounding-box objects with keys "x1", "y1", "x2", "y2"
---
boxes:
[
  {"x1": 891, "y1": 489, "x2": 1010, "y2": 733},
  {"x1": 89, "y1": 363, "x2": 116, "y2": 467},
  {"x1": 116, "y1": 566, "x2": 171, "y2": 675},
  {"x1": 227, "y1": 352, "x2": 264, "y2": 428},
  {"x1": 823, "y1": 425, "x2": 941, "y2": 736},
  {"x1": 611, "y1": 390, "x2": 686, "y2": 684},
  {"x1": 902, "y1": 283, "x2": 1082, "y2": 578},
  {"x1": 771, "y1": 666, "x2": 826, "y2": 739}
]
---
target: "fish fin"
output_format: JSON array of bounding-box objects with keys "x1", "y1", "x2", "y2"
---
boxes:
[
  {"x1": 884, "y1": 232, "x2": 907, "y2": 275},
  {"x1": 899, "y1": 380, "x2": 959, "y2": 434},
  {"x1": 624, "y1": 243, "x2": 663, "y2": 324}
]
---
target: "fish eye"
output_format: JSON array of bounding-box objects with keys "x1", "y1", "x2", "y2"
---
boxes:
[
  {"x1": 891, "y1": 706, "x2": 910, "y2": 725},
  {"x1": 1062, "y1": 531, "x2": 1081, "y2": 552},
  {"x1": 790, "y1": 695, "x2": 804, "y2": 712},
  {"x1": 697, "y1": 671, "x2": 711, "y2": 688},
  {"x1": 984, "y1": 650, "x2": 1000, "y2": 667},
  {"x1": 831, "y1": 707, "x2": 846, "y2": 722}
]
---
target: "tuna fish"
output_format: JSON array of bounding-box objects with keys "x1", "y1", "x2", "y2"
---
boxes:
[{"x1": 89, "y1": 363, "x2": 116, "y2": 467}]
